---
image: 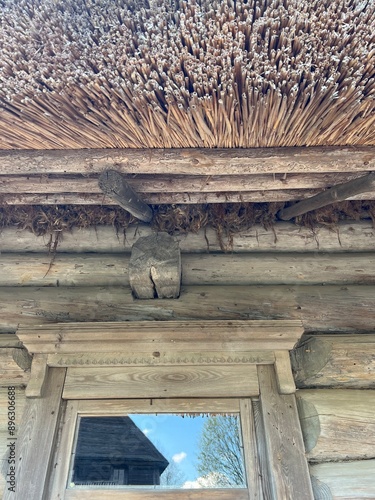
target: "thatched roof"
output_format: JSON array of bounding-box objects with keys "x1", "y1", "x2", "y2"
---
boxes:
[{"x1": 0, "y1": 0, "x2": 374, "y2": 149}]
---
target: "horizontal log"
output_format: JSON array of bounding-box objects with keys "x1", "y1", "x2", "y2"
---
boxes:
[
  {"x1": 0, "y1": 172, "x2": 366, "y2": 194},
  {"x1": 0, "y1": 285, "x2": 374, "y2": 334},
  {"x1": 292, "y1": 335, "x2": 375, "y2": 388},
  {"x1": 0, "y1": 147, "x2": 374, "y2": 175},
  {"x1": 297, "y1": 389, "x2": 375, "y2": 462},
  {"x1": 1, "y1": 189, "x2": 375, "y2": 205},
  {"x1": 1, "y1": 222, "x2": 374, "y2": 254},
  {"x1": 0, "y1": 252, "x2": 374, "y2": 287},
  {"x1": 0, "y1": 348, "x2": 31, "y2": 386},
  {"x1": 310, "y1": 460, "x2": 375, "y2": 499}
]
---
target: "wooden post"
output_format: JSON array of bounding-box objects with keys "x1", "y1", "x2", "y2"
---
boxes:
[
  {"x1": 98, "y1": 169, "x2": 153, "y2": 222},
  {"x1": 3, "y1": 368, "x2": 66, "y2": 500},
  {"x1": 257, "y1": 365, "x2": 314, "y2": 500}
]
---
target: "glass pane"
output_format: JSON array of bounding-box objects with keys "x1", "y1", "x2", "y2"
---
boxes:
[{"x1": 68, "y1": 413, "x2": 247, "y2": 489}]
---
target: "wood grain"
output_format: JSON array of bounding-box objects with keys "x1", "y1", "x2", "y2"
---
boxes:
[
  {"x1": 1, "y1": 147, "x2": 373, "y2": 175},
  {"x1": 3, "y1": 368, "x2": 66, "y2": 500},
  {"x1": 258, "y1": 365, "x2": 313, "y2": 500},
  {"x1": 0, "y1": 252, "x2": 374, "y2": 287},
  {"x1": 297, "y1": 389, "x2": 375, "y2": 462},
  {"x1": 63, "y1": 365, "x2": 259, "y2": 399},
  {"x1": 310, "y1": 460, "x2": 375, "y2": 499},
  {"x1": 1, "y1": 285, "x2": 374, "y2": 335},
  {"x1": 64, "y1": 488, "x2": 250, "y2": 500},
  {"x1": 292, "y1": 335, "x2": 375, "y2": 388},
  {"x1": 0, "y1": 348, "x2": 31, "y2": 386},
  {"x1": 1, "y1": 222, "x2": 374, "y2": 254}
]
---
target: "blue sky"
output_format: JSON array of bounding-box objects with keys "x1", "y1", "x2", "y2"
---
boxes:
[{"x1": 130, "y1": 414, "x2": 209, "y2": 483}]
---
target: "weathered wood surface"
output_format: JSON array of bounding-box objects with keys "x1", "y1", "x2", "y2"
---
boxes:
[
  {"x1": 64, "y1": 489, "x2": 250, "y2": 500},
  {"x1": 297, "y1": 389, "x2": 375, "y2": 462},
  {"x1": 1, "y1": 147, "x2": 374, "y2": 175},
  {"x1": 0, "y1": 285, "x2": 374, "y2": 334},
  {"x1": 0, "y1": 348, "x2": 31, "y2": 386},
  {"x1": 310, "y1": 460, "x2": 375, "y2": 499},
  {"x1": 0, "y1": 387, "x2": 26, "y2": 498},
  {"x1": 129, "y1": 233, "x2": 181, "y2": 298},
  {"x1": 25, "y1": 354, "x2": 49, "y2": 398},
  {"x1": 278, "y1": 172, "x2": 375, "y2": 220},
  {"x1": 0, "y1": 252, "x2": 374, "y2": 287},
  {"x1": 292, "y1": 335, "x2": 375, "y2": 388},
  {"x1": 3, "y1": 368, "x2": 66, "y2": 500},
  {"x1": 17, "y1": 320, "x2": 303, "y2": 354},
  {"x1": 98, "y1": 169, "x2": 153, "y2": 222},
  {"x1": 0, "y1": 172, "x2": 367, "y2": 194},
  {"x1": 2, "y1": 189, "x2": 375, "y2": 205},
  {"x1": 258, "y1": 365, "x2": 314, "y2": 500},
  {"x1": 63, "y1": 364, "x2": 259, "y2": 399},
  {"x1": 1, "y1": 222, "x2": 374, "y2": 254}
]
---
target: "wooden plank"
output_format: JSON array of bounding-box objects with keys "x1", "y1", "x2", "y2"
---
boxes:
[
  {"x1": 0, "y1": 348, "x2": 31, "y2": 386},
  {"x1": 291, "y1": 335, "x2": 375, "y2": 388},
  {"x1": 2, "y1": 189, "x2": 375, "y2": 205},
  {"x1": 310, "y1": 460, "x2": 375, "y2": 499},
  {"x1": 0, "y1": 285, "x2": 374, "y2": 335},
  {"x1": 1, "y1": 252, "x2": 374, "y2": 287},
  {"x1": 77, "y1": 398, "x2": 241, "y2": 414},
  {"x1": 0, "y1": 335, "x2": 23, "y2": 348},
  {"x1": 3, "y1": 368, "x2": 66, "y2": 500},
  {"x1": 1, "y1": 222, "x2": 374, "y2": 254},
  {"x1": 63, "y1": 365, "x2": 259, "y2": 399},
  {"x1": 0, "y1": 172, "x2": 367, "y2": 194},
  {"x1": 64, "y1": 489, "x2": 249, "y2": 500},
  {"x1": 16, "y1": 320, "x2": 304, "y2": 355},
  {"x1": 258, "y1": 365, "x2": 314, "y2": 500},
  {"x1": 239, "y1": 399, "x2": 263, "y2": 499},
  {"x1": 296, "y1": 389, "x2": 375, "y2": 462},
  {"x1": 1, "y1": 147, "x2": 374, "y2": 175},
  {"x1": 252, "y1": 400, "x2": 273, "y2": 499}
]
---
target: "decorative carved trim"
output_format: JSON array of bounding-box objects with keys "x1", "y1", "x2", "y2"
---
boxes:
[{"x1": 48, "y1": 351, "x2": 276, "y2": 367}]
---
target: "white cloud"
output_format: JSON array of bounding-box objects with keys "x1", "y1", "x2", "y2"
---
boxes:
[
  {"x1": 142, "y1": 428, "x2": 152, "y2": 436},
  {"x1": 172, "y1": 451, "x2": 187, "y2": 464},
  {"x1": 182, "y1": 472, "x2": 231, "y2": 489}
]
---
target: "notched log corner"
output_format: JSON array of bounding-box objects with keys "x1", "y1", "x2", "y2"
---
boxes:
[
  {"x1": 129, "y1": 233, "x2": 181, "y2": 299},
  {"x1": 98, "y1": 169, "x2": 153, "y2": 222}
]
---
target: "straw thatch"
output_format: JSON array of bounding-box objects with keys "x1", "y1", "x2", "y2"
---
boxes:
[{"x1": 0, "y1": 0, "x2": 374, "y2": 149}]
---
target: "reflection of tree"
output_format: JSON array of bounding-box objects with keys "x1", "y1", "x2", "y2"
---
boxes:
[
  {"x1": 197, "y1": 415, "x2": 245, "y2": 486},
  {"x1": 160, "y1": 459, "x2": 186, "y2": 487}
]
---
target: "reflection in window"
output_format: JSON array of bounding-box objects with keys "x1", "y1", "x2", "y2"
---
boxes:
[{"x1": 68, "y1": 414, "x2": 246, "y2": 489}]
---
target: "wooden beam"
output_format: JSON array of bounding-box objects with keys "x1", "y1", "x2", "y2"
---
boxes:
[
  {"x1": 0, "y1": 349, "x2": 31, "y2": 386},
  {"x1": 0, "y1": 172, "x2": 367, "y2": 194},
  {"x1": 1, "y1": 189, "x2": 375, "y2": 205},
  {"x1": 98, "y1": 169, "x2": 152, "y2": 222},
  {"x1": 297, "y1": 389, "x2": 375, "y2": 462},
  {"x1": 291, "y1": 334, "x2": 375, "y2": 389},
  {"x1": 1, "y1": 147, "x2": 374, "y2": 175},
  {"x1": 278, "y1": 172, "x2": 375, "y2": 220},
  {"x1": 0, "y1": 252, "x2": 374, "y2": 287},
  {"x1": 310, "y1": 460, "x2": 375, "y2": 499},
  {"x1": 258, "y1": 365, "x2": 313, "y2": 499},
  {"x1": 1, "y1": 222, "x2": 374, "y2": 254},
  {"x1": 0, "y1": 285, "x2": 374, "y2": 335},
  {"x1": 3, "y1": 368, "x2": 66, "y2": 500}
]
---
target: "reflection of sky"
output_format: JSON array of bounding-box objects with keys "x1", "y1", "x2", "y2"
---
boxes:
[{"x1": 130, "y1": 414, "x2": 208, "y2": 482}]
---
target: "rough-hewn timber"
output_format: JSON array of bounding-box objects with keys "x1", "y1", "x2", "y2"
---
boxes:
[
  {"x1": 297, "y1": 389, "x2": 375, "y2": 462},
  {"x1": 1, "y1": 147, "x2": 374, "y2": 175},
  {"x1": 1, "y1": 222, "x2": 374, "y2": 254},
  {"x1": 0, "y1": 285, "x2": 374, "y2": 335},
  {"x1": 292, "y1": 335, "x2": 375, "y2": 388},
  {"x1": 0, "y1": 252, "x2": 373, "y2": 287}
]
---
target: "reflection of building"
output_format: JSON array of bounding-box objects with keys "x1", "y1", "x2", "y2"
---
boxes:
[{"x1": 72, "y1": 417, "x2": 169, "y2": 486}]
